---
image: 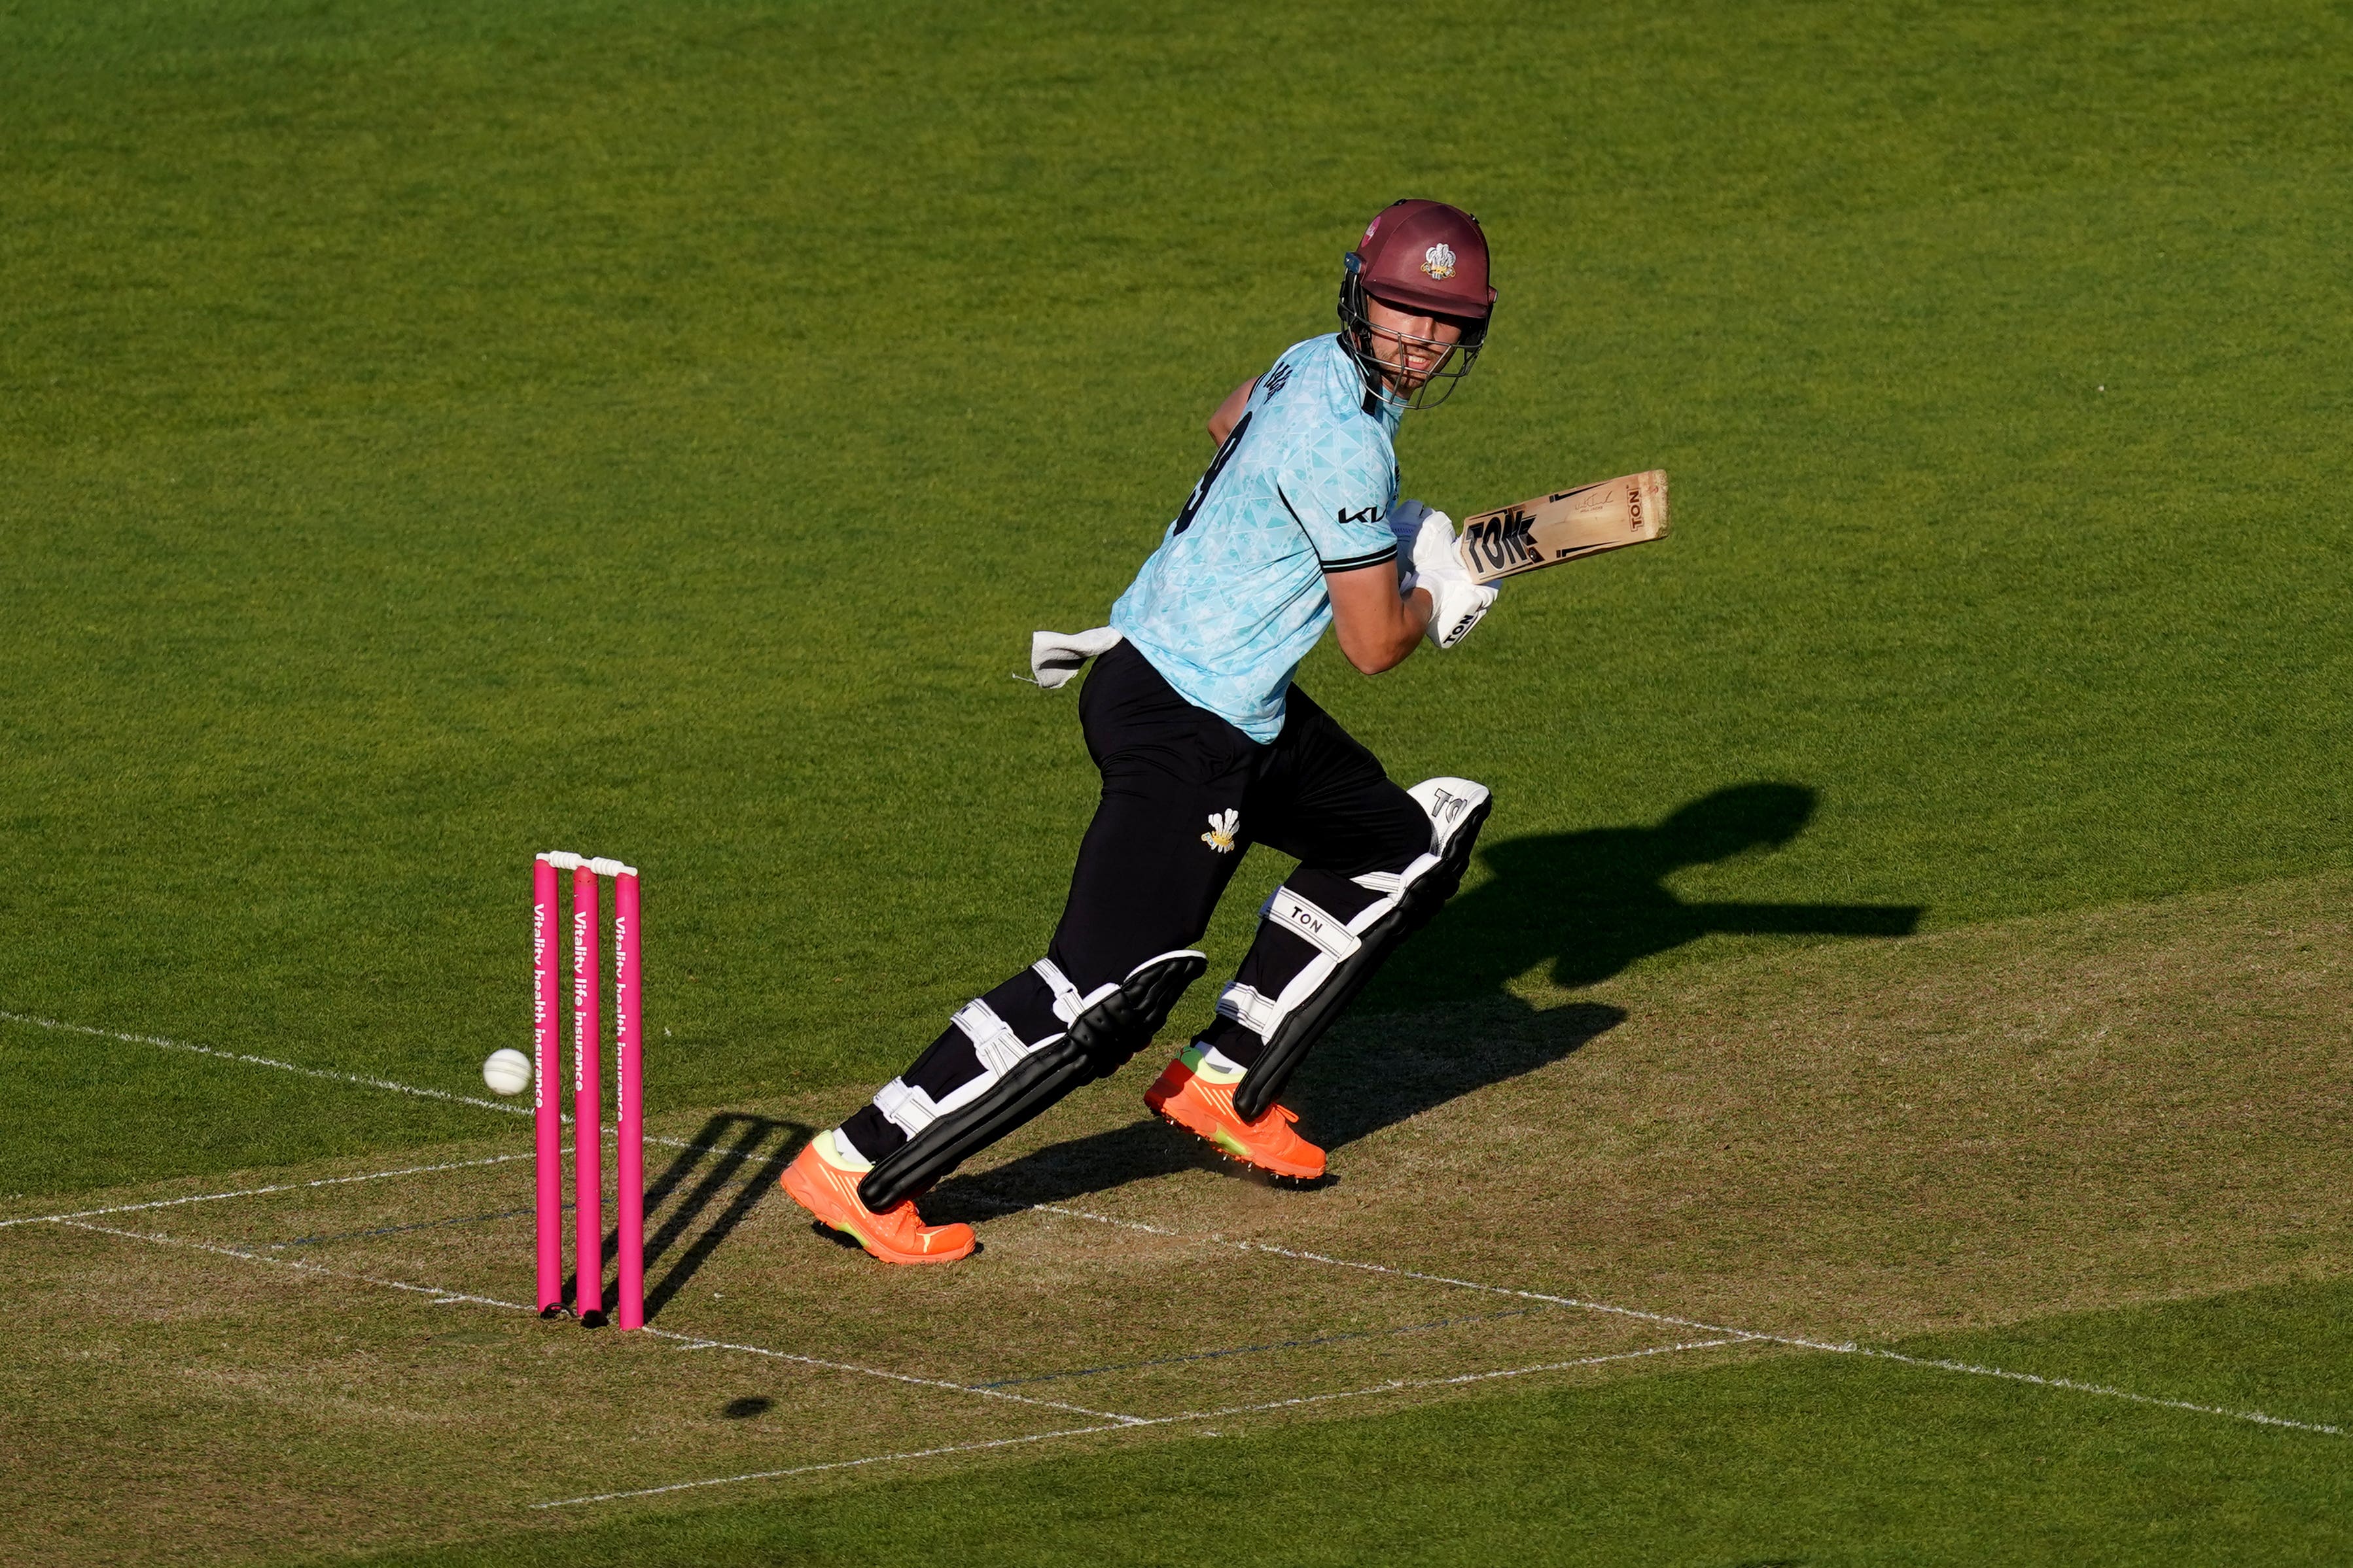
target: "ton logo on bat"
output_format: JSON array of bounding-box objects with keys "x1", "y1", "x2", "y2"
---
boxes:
[{"x1": 1465, "y1": 507, "x2": 1538, "y2": 574}]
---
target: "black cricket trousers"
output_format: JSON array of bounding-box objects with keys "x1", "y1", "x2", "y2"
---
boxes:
[{"x1": 838, "y1": 638, "x2": 1429, "y2": 1166}]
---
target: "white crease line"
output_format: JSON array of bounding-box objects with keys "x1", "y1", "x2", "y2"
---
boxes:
[
  {"x1": 1233, "y1": 1242, "x2": 2346, "y2": 1438},
  {"x1": 1841, "y1": 1349, "x2": 2345, "y2": 1435},
  {"x1": 56, "y1": 1219, "x2": 531, "y2": 1311},
  {"x1": 0, "y1": 1130, "x2": 772, "y2": 1235},
  {"x1": 0, "y1": 1007, "x2": 793, "y2": 1179},
  {"x1": 0, "y1": 1010, "x2": 527, "y2": 1117},
  {"x1": 1156, "y1": 1338, "x2": 1744, "y2": 1424},
  {"x1": 960, "y1": 1192, "x2": 1178, "y2": 1236},
  {"x1": 534, "y1": 1425, "x2": 1128, "y2": 1508},
  {"x1": 0, "y1": 1155, "x2": 532, "y2": 1232},
  {"x1": 533, "y1": 1338, "x2": 1743, "y2": 1509},
  {"x1": 1236, "y1": 1242, "x2": 1760, "y2": 1341},
  {"x1": 635, "y1": 1327, "x2": 1144, "y2": 1425},
  {"x1": 46, "y1": 1217, "x2": 1144, "y2": 1426},
  {"x1": 649, "y1": 1133, "x2": 747, "y2": 1154}
]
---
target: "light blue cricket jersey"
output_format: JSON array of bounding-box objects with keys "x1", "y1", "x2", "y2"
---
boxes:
[{"x1": 1110, "y1": 334, "x2": 1405, "y2": 742}]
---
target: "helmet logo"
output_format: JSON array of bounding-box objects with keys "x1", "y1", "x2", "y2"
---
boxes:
[{"x1": 1421, "y1": 243, "x2": 1458, "y2": 280}]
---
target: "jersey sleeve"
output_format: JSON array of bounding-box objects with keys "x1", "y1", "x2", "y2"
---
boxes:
[{"x1": 1274, "y1": 422, "x2": 1398, "y2": 574}]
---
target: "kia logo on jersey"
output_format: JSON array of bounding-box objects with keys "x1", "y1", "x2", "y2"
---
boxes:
[{"x1": 1336, "y1": 506, "x2": 1385, "y2": 526}]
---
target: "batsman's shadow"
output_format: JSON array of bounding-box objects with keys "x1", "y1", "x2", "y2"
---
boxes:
[
  {"x1": 930, "y1": 1001, "x2": 1624, "y2": 1217},
  {"x1": 1370, "y1": 781, "x2": 1925, "y2": 1003},
  {"x1": 940, "y1": 782, "x2": 1921, "y2": 1208},
  {"x1": 927, "y1": 1115, "x2": 1213, "y2": 1222},
  {"x1": 581, "y1": 1112, "x2": 809, "y2": 1323}
]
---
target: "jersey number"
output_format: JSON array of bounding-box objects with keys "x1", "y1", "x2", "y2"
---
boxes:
[{"x1": 1171, "y1": 411, "x2": 1253, "y2": 537}]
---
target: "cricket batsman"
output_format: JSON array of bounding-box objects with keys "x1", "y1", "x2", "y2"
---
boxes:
[{"x1": 782, "y1": 200, "x2": 1503, "y2": 1263}]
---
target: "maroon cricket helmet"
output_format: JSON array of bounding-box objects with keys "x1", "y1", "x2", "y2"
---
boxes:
[
  {"x1": 1350, "y1": 199, "x2": 1496, "y2": 319},
  {"x1": 1337, "y1": 198, "x2": 1496, "y2": 410}
]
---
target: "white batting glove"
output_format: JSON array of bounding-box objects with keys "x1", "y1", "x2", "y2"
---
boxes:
[{"x1": 1398, "y1": 506, "x2": 1498, "y2": 650}]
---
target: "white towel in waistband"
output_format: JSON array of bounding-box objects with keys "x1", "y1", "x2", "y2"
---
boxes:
[{"x1": 1027, "y1": 627, "x2": 1124, "y2": 689}]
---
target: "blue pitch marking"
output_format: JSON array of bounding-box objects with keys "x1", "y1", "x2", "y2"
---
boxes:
[{"x1": 976, "y1": 1303, "x2": 1566, "y2": 1388}]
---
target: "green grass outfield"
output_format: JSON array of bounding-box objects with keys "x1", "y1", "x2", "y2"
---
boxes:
[{"x1": 4, "y1": 0, "x2": 2350, "y2": 1561}]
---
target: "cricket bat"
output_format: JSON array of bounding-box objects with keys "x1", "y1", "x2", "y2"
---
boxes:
[{"x1": 1452, "y1": 469, "x2": 1670, "y2": 584}]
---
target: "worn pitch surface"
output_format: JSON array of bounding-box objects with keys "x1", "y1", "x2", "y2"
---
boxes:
[{"x1": 3, "y1": 874, "x2": 2344, "y2": 1563}]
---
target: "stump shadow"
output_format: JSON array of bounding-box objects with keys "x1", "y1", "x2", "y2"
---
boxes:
[{"x1": 571, "y1": 1112, "x2": 807, "y2": 1323}]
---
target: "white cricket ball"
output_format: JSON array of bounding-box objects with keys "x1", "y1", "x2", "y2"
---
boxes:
[{"x1": 482, "y1": 1048, "x2": 533, "y2": 1096}]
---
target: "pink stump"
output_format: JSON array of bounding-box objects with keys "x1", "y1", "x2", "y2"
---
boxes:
[
  {"x1": 532, "y1": 857, "x2": 563, "y2": 1315},
  {"x1": 571, "y1": 865, "x2": 606, "y2": 1325},
  {"x1": 613, "y1": 870, "x2": 644, "y2": 1331}
]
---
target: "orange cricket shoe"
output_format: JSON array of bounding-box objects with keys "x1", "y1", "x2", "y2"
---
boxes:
[
  {"x1": 779, "y1": 1133, "x2": 976, "y2": 1264},
  {"x1": 1144, "y1": 1047, "x2": 1326, "y2": 1180}
]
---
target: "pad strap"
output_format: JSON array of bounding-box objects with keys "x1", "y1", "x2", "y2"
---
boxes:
[
  {"x1": 1214, "y1": 981, "x2": 1284, "y2": 1039},
  {"x1": 1270, "y1": 888, "x2": 1364, "y2": 964},
  {"x1": 878, "y1": 992, "x2": 1061, "y2": 1138},
  {"x1": 873, "y1": 1077, "x2": 939, "y2": 1137},
  {"x1": 1353, "y1": 852, "x2": 1438, "y2": 898},
  {"x1": 1032, "y1": 958, "x2": 1117, "y2": 1025},
  {"x1": 952, "y1": 998, "x2": 1040, "y2": 1077},
  {"x1": 1264, "y1": 887, "x2": 1362, "y2": 962}
]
